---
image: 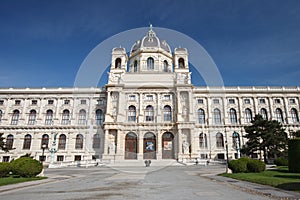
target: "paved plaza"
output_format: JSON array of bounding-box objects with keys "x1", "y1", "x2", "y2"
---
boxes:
[{"x1": 0, "y1": 164, "x2": 299, "y2": 200}]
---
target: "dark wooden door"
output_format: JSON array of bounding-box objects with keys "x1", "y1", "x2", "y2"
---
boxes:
[
  {"x1": 162, "y1": 132, "x2": 174, "y2": 159},
  {"x1": 143, "y1": 132, "x2": 156, "y2": 159},
  {"x1": 125, "y1": 133, "x2": 137, "y2": 159}
]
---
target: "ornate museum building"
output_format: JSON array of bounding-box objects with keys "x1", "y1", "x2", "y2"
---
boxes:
[{"x1": 0, "y1": 27, "x2": 299, "y2": 165}]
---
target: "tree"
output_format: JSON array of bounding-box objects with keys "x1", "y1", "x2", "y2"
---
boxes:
[
  {"x1": 242, "y1": 115, "x2": 288, "y2": 163},
  {"x1": 291, "y1": 130, "x2": 300, "y2": 138},
  {"x1": 0, "y1": 133, "x2": 9, "y2": 152}
]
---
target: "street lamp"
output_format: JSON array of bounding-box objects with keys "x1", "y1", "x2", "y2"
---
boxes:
[
  {"x1": 41, "y1": 144, "x2": 47, "y2": 165},
  {"x1": 225, "y1": 127, "x2": 229, "y2": 173}
]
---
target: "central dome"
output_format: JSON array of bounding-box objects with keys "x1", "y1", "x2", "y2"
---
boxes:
[{"x1": 130, "y1": 25, "x2": 171, "y2": 54}]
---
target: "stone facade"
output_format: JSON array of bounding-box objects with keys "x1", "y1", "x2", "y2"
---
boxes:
[{"x1": 0, "y1": 27, "x2": 299, "y2": 164}]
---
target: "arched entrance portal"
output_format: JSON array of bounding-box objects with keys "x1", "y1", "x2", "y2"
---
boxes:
[
  {"x1": 143, "y1": 132, "x2": 156, "y2": 159},
  {"x1": 162, "y1": 132, "x2": 175, "y2": 159},
  {"x1": 125, "y1": 132, "x2": 137, "y2": 159}
]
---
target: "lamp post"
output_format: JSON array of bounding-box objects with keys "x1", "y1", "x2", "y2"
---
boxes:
[
  {"x1": 225, "y1": 127, "x2": 229, "y2": 173},
  {"x1": 41, "y1": 144, "x2": 47, "y2": 165},
  {"x1": 233, "y1": 132, "x2": 240, "y2": 159},
  {"x1": 49, "y1": 133, "x2": 58, "y2": 168}
]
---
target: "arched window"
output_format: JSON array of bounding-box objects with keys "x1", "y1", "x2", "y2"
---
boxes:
[
  {"x1": 41, "y1": 134, "x2": 49, "y2": 148},
  {"x1": 163, "y1": 105, "x2": 172, "y2": 121},
  {"x1": 75, "y1": 134, "x2": 84, "y2": 149},
  {"x1": 96, "y1": 109, "x2": 103, "y2": 125},
  {"x1": 78, "y1": 109, "x2": 87, "y2": 125},
  {"x1": 11, "y1": 110, "x2": 20, "y2": 125},
  {"x1": 0, "y1": 110, "x2": 2, "y2": 123},
  {"x1": 28, "y1": 109, "x2": 37, "y2": 125},
  {"x1": 115, "y1": 58, "x2": 121, "y2": 68},
  {"x1": 245, "y1": 108, "x2": 252, "y2": 123},
  {"x1": 229, "y1": 108, "x2": 237, "y2": 124},
  {"x1": 260, "y1": 108, "x2": 268, "y2": 120},
  {"x1": 197, "y1": 109, "x2": 205, "y2": 124},
  {"x1": 291, "y1": 108, "x2": 299, "y2": 123},
  {"x1": 163, "y1": 60, "x2": 168, "y2": 72},
  {"x1": 93, "y1": 134, "x2": 101, "y2": 149},
  {"x1": 133, "y1": 60, "x2": 138, "y2": 72},
  {"x1": 178, "y1": 58, "x2": 185, "y2": 68},
  {"x1": 232, "y1": 132, "x2": 240, "y2": 149},
  {"x1": 128, "y1": 106, "x2": 136, "y2": 122},
  {"x1": 145, "y1": 105, "x2": 154, "y2": 121},
  {"x1": 6, "y1": 134, "x2": 14, "y2": 150},
  {"x1": 199, "y1": 133, "x2": 207, "y2": 148},
  {"x1": 23, "y1": 134, "x2": 32, "y2": 149},
  {"x1": 61, "y1": 109, "x2": 70, "y2": 125},
  {"x1": 216, "y1": 133, "x2": 224, "y2": 148},
  {"x1": 45, "y1": 109, "x2": 53, "y2": 125},
  {"x1": 213, "y1": 108, "x2": 221, "y2": 124},
  {"x1": 147, "y1": 57, "x2": 154, "y2": 70},
  {"x1": 275, "y1": 108, "x2": 284, "y2": 123},
  {"x1": 58, "y1": 134, "x2": 66, "y2": 150}
]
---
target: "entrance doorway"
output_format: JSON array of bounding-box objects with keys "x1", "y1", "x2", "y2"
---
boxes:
[
  {"x1": 125, "y1": 132, "x2": 137, "y2": 159},
  {"x1": 143, "y1": 132, "x2": 156, "y2": 159},
  {"x1": 162, "y1": 132, "x2": 175, "y2": 159}
]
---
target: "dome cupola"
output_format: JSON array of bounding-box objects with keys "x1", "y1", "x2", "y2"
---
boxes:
[{"x1": 130, "y1": 25, "x2": 171, "y2": 55}]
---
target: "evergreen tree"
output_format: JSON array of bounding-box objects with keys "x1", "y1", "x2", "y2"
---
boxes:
[
  {"x1": 292, "y1": 130, "x2": 300, "y2": 138},
  {"x1": 242, "y1": 115, "x2": 287, "y2": 163}
]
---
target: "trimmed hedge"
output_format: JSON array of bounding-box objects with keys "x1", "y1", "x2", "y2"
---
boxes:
[
  {"x1": 0, "y1": 162, "x2": 11, "y2": 178},
  {"x1": 288, "y1": 138, "x2": 300, "y2": 173},
  {"x1": 228, "y1": 157, "x2": 265, "y2": 173},
  {"x1": 11, "y1": 157, "x2": 42, "y2": 177},
  {"x1": 247, "y1": 159, "x2": 265, "y2": 173},
  {"x1": 228, "y1": 159, "x2": 247, "y2": 173},
  {"x1": 274, "y1": 157, "x2": 288, "y2": 166}
]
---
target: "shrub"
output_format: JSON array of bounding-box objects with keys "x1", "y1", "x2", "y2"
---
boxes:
[
  {"x1": 274, "y1": 157, "x2": 288, "y2": 166},
  {"x1": 11, "y1": 157, "x2": 42, "y2": 177},
  {"x1": 228, "y1": 159, "x2": 248, "y2": 173},
  {"x1": 288, "y1": 138, "x2": 300, "y2": 173},
  {"x1": 228, "y1": 157, "x2": 265, "y2": 173},
  {"x1": 247, "y1": 159, "x2": 266, "y2": 173},
  {"x1": 0, "y1": 162, "x2": 11, "y2": 177}
]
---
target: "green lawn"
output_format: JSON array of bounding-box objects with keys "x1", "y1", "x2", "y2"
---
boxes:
[
  {"x1": 221, "y1": 167, "x2": 300, "y2": 192},
  {"x1": 0, "y1": 176, "x2": 47, "y2": 186}
]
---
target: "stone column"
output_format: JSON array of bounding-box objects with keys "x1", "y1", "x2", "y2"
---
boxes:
[
  {"x1": 157, "y1": 131, "x2": 162, "y2": 159},
  {"x1": 178, "y1": 129, "x2": 183, "y2": 159},
  {"x1": 138, "y1": 131, "x2": 144, "y2": 160},
  {"x1": 104, "y1": 129, "x2": 109, "y2": 155}
]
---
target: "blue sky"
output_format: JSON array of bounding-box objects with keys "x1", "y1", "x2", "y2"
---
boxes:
[{"x1": 0, "y1": 0, "x2": 299, "y2": 87}]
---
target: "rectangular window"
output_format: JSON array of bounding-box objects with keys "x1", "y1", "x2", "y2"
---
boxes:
[
  {"x1": 244, "y1": 98, "x2": 250, "y2": 104},
  {"x1": 0, "y1": 100, "x2": 4, "y2": 105},
  {"x1": 39, "y1": 156, "x2": 46, "y2": 162},
  {"x1": 15, "y1": 100, "x2": 21, "y2": 105},
  {"x1": 2, "y1": 156, "x2": 10, "y2": 162},
  {"x1": 274, "y1": 99, "x2": 281, "y2": 104},
  {"x1": 228, "y1": 99, "x2": 235, "y2": 104},
  {"x1": 197, "y1": 99, "x2": 204, "y2": 104},
  {"x1": 48, "y1": 100, "x2": 54, "y2": 105},
  {"x1": 31, "y1": 100, "x2": 37, "y2": 105},
  {"x1": 64, "y1": 100, "x2": 70, "y2": 105},
  {"x1": 259, "y1": 98, "x2": 266, "y2": 104},
  {"x1": 74, "y1": 155, "x2": 81, "y2": 161},
  {"x1": 163, "y1": 95, "x2": 171, "y2": 101},
  {"x1": 213, "y1": 99, "x2": 219, "y2": 104},
  {"x1": 289, "y1": 99, "x2": 296, "y2": 104},
  {"x1": 146, "y1": 95, "x2": 153, "y2": 101},
  {"x1": 57, "y1": 155, "x2": 64, "y2": 162},
  {"x1": 97, "y1": 99, "x2": 104, "y2": 105},
  {"x1": 80, "y1": 99, "x2": 86, "y2": 105},
  {"x1": 129, "y1": 95, "x2": 136, "y2": 101}
]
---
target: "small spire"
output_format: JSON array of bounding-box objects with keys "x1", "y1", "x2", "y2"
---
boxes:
[{"x1": 147, "y1": 23, "x2": 155, "y2": 37}]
